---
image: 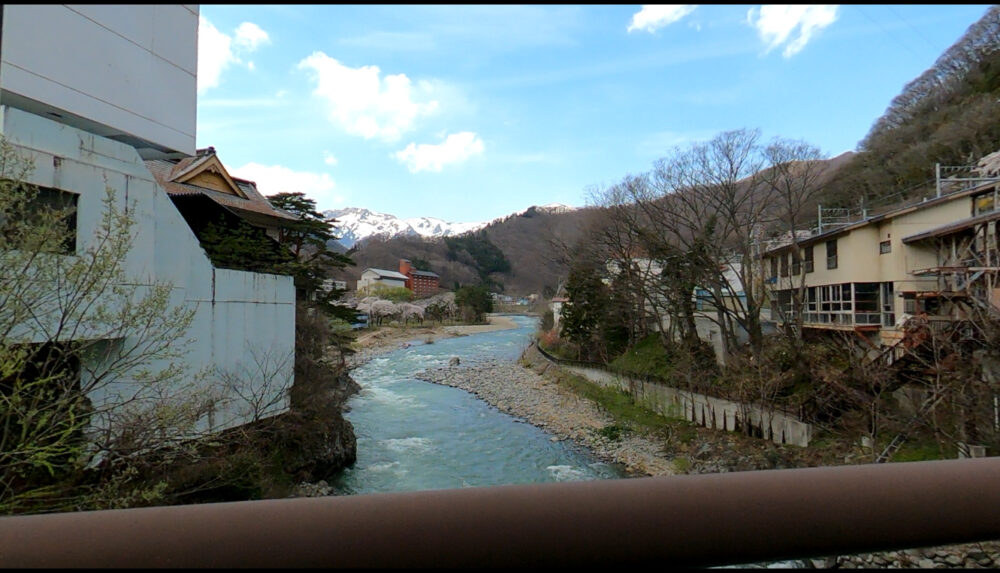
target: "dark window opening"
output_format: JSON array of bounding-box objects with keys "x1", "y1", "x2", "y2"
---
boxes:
[
  {"x1": 1, "y1": 183, "x2": 78, "y2": 255},
  {"x1": 826, "y1": 239, "x2": 838, "y2": 270}
]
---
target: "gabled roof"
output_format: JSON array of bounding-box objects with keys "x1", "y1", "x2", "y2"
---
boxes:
[
  {"x1": 145, "y1": 147, "x2": 299, "y2": 226},
  {"x1": 362, "y1": 268, "x2": 409, "y2": 281}
]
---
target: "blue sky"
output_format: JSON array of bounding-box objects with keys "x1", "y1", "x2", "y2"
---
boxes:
[{"x1": 196, "y1": 5, "x2": 990, "y2": 223}]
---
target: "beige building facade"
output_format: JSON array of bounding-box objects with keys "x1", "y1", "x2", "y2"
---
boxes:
[{"x1": 763, "y1": 176, "x2": 1000, "y2": 348}]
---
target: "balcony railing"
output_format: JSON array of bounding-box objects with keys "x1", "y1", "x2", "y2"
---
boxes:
[{"x1": 0, "y1": 458, "x2": 998, "y2": 567}]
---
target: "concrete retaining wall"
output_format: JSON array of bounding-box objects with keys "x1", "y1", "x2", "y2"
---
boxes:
[{"x1": 554, "y1": 362, "x2": 813, "y2": 447}]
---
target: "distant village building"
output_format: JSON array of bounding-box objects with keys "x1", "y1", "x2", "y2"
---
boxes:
[
  {"x1": 399, "y1": 259, "x2": 440, "y2": 298},
  {"x1": 358, "y1": 268, "x2": 409, "y2": 291}
]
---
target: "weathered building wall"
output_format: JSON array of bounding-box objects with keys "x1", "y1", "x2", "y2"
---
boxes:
[
  {"x1": 0, "y1": 5, "x2": 198, "y2": 157},
  {"x1": 1, "y1": 106, "x2": 294, "y2": 434}
]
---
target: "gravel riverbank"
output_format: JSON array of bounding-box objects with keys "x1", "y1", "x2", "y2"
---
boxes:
[{"x1": 415, "y1": 356, "x2": 676, "y2": 477}]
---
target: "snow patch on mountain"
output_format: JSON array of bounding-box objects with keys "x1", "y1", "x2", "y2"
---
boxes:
[
  {"x1": 323, "y1": 203, "x2": 578, "y2": 248},
  {"x1": 323, "y1": 207, "x2": 488, "y2": 248}
]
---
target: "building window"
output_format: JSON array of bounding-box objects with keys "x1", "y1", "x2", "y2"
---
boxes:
[
  {"x1": 881, "y1": 282, "x2": 895, "y2": 326},
  {"x1": 769, "y1": 257, "x2": 778, "y2": 280},
  {"x1": 779, "y1": 253, "x2": 789, "y2": 278},
  {"x1": 879, "y1": 240, "x2": 891, "y2": 254},
  {"x1": 804, "y1": 245, "x2": 814, "y2": 273},
  {"x1": 826, "y1": 239, "x2": 838, "y2": 269}
]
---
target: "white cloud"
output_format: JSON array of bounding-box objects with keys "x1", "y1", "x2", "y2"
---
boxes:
[
  {"x1": 394, "y1": 132, "x2": 484, "y2": 173},
  {"x1": 627, "y1": 5, "x2": 697, "y2": 33},
  {"x1": 297, "y1": 51, "x2": 439, "y2": 142},
  {"x1": 323, "y1": 151, "x2": 339, "y2": 166},
  {"x1": 198, "y1": 17, "x2": 235, "y2": 94},
  {"x1": 234, "y1": 22, "x2": 270, "y2": 51},
  {"x1": 230, "y1": 163, "x2": 342, "y2": 209},
  {"x1": 747, "y1": 5, "x2": 838, "y2": 58},
  {"x1": 197, "y1": 17, "x2": 270, "y2": 94}
]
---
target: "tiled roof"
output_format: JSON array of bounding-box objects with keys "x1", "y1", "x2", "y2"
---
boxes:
[
  {"x1": 145, "y1": 150, "x2": 299, "y2": 225},
  {"x1": 411, "y1": 270, "x2": 439, "y2": 278}
]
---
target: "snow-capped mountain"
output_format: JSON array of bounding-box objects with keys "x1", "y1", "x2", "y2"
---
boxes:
[
  {"x1": 323, "y1": 207, "x2": 489, "y2": 248},
  {"x1": 324, "y1": 204, "x2": 578, "y2": 248},
  {"x1": 519, "y1": 203, "x2": 576, "y2": 216}
]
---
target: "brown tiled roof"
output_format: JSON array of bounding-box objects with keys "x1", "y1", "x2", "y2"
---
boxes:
[{"x1": 145, "y1": 151, "x2": 298, "y2": 225}]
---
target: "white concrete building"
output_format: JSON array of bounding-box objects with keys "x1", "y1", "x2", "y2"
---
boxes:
[
  {"x1": 357, "y1": 268, "x2": 409, "y2": 291},
  {"x1": 0, "y1": 5, "x2": 294, "y2": 435}
]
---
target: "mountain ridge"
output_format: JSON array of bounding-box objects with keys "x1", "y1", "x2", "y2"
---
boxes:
[{"x1": 324, "y1": 204, "x2": 576, "y2": 248}]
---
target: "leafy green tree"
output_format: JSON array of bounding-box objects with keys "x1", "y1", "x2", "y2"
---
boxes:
[{"x1": 454, "y1": 285, "x2": 493, "y2": 324}]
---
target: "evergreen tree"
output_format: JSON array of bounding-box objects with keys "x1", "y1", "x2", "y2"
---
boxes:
[
  {"x1": 454, "y1": 285, "x2": 493, "y2": 323},
  {"x1": 267, "y1": 192, "x2": 355, "y2": 322},
  {"x1": 561, "y1": 261, "x2": 611, "y2": 361}
]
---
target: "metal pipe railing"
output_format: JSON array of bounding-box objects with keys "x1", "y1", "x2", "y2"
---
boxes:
[{"x1": 1, "y1": 457, "x2": 998, "y2": 568}]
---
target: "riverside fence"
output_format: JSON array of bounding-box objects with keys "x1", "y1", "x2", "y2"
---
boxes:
[{"x1": 533, "y1": 342, "x2": 813, "y2": 446}]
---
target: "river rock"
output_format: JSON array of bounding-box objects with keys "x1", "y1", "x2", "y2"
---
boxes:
[{"x1": 449, "y1": 356, "x2": 460, "y2": 366}]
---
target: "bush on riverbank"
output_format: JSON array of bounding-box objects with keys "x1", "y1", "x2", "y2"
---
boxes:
[{"x1": 608, "y1": 334, "x2": 677, "y2": 380}]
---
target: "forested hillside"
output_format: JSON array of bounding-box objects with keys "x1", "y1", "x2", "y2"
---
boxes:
[
  {"x1": 825, "y1": 5, "x2": 1000, "y2": 210},
  {"x1": 343, "y1": 205, "x2": 595, "y2": 296}
]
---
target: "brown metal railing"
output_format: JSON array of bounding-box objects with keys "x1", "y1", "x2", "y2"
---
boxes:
[{"x1": 0, "y1": 457, "x2": 998, "y2": 568}]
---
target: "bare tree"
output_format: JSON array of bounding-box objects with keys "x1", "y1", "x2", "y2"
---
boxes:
[
  {"x1": 634, "y1": 129, "x2": 772, "y2": 362},
  {"x1": 214, "y1": 345, "x2": 294, "y2": 425},
  {"x1": 759, "y1": 138, "x2": 827, "y2": 345}
]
